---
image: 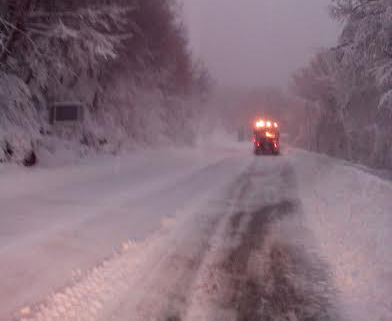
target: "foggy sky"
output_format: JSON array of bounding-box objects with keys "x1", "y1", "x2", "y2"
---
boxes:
[{"x1": 183, "y1": 0, "x2": 340, "y2": 88}]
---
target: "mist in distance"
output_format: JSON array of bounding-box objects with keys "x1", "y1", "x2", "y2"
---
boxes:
[{"x1": 184, "y1": 0, "x2": 340, "y2": 89}]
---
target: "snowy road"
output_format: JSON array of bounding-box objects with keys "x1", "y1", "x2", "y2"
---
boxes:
[
  {"x1": 106, "y1": 156, "x2": 340, "y2": 321},
  {"x1": 1, "y1": 145, "x2": 392, "y2": 321}
]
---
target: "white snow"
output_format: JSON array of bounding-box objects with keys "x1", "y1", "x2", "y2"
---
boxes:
[
  {"x1": 287, "y1": 148, "x2": 392, "y2": 321},
  {"x1": 0, "y1": 143, "x2": 391, "y2": 321},
  {"x1": 0, "y1": 145, "x2": 251, "y2": 321}
]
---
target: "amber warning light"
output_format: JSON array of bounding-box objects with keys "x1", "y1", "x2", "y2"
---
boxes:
[{"x1": 255, "y1": 120, "x2": 278, "y2": 129}]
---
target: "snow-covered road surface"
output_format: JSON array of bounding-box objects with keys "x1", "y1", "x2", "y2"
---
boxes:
[
  {"x1": 0, "y1": 147, "x2": 250, "y2": 321},
  {"x1": 1, "y1": 145, "x2": 391, "y2": 321}
]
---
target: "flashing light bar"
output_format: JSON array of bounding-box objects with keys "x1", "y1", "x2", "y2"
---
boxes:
[{"x1": 256, "y1": 120, "x2": 279, "y2": 129}]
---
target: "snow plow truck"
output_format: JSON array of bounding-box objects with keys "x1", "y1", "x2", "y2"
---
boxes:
[{"x1": 253, "y1": 120, "x2": 280, "y2": 155}]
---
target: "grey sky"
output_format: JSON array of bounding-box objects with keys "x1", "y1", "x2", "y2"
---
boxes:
[{"x1": 183, "y1": 0, "x2": 340, "y2": 88}]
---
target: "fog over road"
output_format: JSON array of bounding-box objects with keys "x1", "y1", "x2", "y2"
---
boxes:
[
  {"x1": 183, "y1": 0, "x2": 340, "y2": 87},
  {"x1": 1, "y1": 143, "x2": 392, "y2": 321}
]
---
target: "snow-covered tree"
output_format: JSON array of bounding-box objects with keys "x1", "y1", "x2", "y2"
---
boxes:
[
  {"x1": 291, "y1": 0, "x2": 392, "y2": 168},
  {"x1": 0, "y1": 0, "x2": 212, "y2": 164}
]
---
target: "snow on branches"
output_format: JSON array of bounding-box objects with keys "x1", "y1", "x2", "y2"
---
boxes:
[
  {"x1": 0, "y1": 2, "x2": 134, "y2": 161},
  {"x1": 330, "y1": 0, "x2": 392, "y2": 112},
  {"x1": 0, "y1": 70, "x2": 41, "y2": 161},
  {"x1": 291, "y1": 0, "x2": 392, "y2": 168},
  {"x1": 0, "y1": 1, "x2": 210, "y2": 163},
  {"x1": 26, "y1": 5, "x2": 133, "y2": 61},
  {"x1": 0, "y1": 3, "x2": 134, "y2": 92}
]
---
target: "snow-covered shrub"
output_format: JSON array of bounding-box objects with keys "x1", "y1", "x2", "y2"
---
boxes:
[
  {"x1": 0, "y1": 72, "x2": 41, "y2": 162},
  {"x1": 0, "y1": 0, "x2": 210, "y2": 165}
]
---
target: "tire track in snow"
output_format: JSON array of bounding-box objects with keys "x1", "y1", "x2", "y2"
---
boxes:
[
  {"x1": 102, "y1": 162, "x2": 256, "y2": 321},
  {"x1": 224, "y1": 201, "x2": 340, "y2": 321},
  {"x1": 220, "y1": 201, "x2": 297, "y2": 319},
  {"x1": 20, "y1": 158, "x2": 343, "y2": 321},
  {"x1": 184, "y1": 161, "x2": 343, "y2": 321}
]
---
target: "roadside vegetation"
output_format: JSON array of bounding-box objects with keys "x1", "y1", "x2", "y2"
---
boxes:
[
  {"x1": 0, "y1": 0, "x2": 211, "y2": 165},
  {"x1": 291, "y1": 0, "x2": 392, "y2": 170}
]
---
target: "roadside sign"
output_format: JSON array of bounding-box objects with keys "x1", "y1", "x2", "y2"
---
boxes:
[{"x1": 49, "y1": 102, "x2": 84, "y2": 125}]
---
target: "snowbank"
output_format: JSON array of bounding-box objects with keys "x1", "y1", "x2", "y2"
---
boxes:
[
  {"x1": 288, "y1": 148, "x2": 392, "y2": 321},
  {"x1": 0, "y1": 72, "x2": 42, "y2": 163}
]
